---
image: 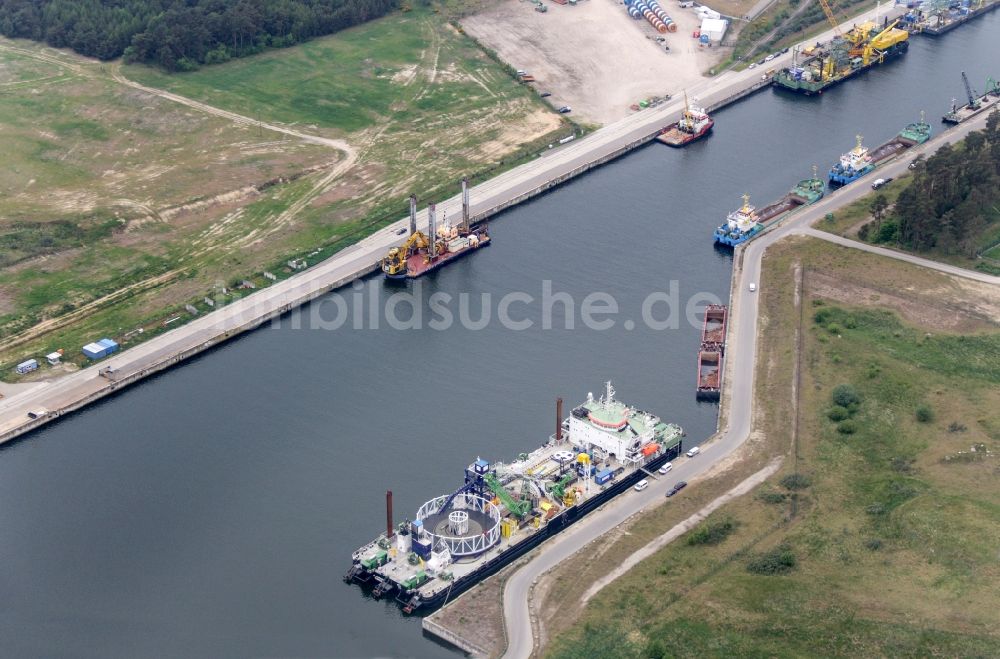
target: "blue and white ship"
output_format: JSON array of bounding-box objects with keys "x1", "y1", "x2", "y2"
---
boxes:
[
  {"x1": 828, "y1": 134, "x2": 875, "y2": 187},
  {"x1": 714, "y1": 194, "x2": 764, "y2": 247}
]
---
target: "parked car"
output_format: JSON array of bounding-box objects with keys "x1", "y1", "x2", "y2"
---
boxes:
[
  {"x1": 908, "y1": 161, "x2": 918, "y2": 170},
  {"x1": 674, "y1": 480, "x2": 688, "y2": 491},
  {"x1": 686, "y1": 446, "x2": 701, "y2": 457},
  {"x1": 634, "y1": 479, "x2": 649, "y2": 492},
  {"x1": 749, "y1": 282, "x2": 757, "y2": 292},
  {"x1": 749, "y1": 62, "x2": 758, "y2": 69},
  {"x1": 658, "y1": 462, "x2": 673, "y2": 475},
  {"x1": 764, "y1": 54, "x2": 775, "y2": 62},
  {"x1": 871, "y1": 177, "x2": 893, "y2": 190},
  {"x1": 782, "y1": 47, "x2": 790, "y2": 54},
  {"x1": 558, "y1": 106, "x2": 572, "y2": 114},
  {"x1": 395, "y1": 227, "x2": 407, "y2": 235},
  {"x1": 540, "y1": 91, "x2": 552, "y2": 98}
]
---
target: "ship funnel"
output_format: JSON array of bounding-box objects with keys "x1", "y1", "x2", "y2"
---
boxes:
[
  {"x1": 386, "y1": 490, "x2": 394, "y2": 538},
  {"x1": 461, "y1": 177, "x2": 471, "y2": 233},
  {"x1": 428, "y1": 204, "x2": 437, "y2": 259},
  {"x1": 556, "y1": 397, "x2": 564, "y2": 442},
  {"x1": 408, "y1": 194, "x2": 417, "y2": 236}
]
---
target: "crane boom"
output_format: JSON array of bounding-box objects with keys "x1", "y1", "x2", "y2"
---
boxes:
[
  {"x1": 961, "y1": 71, "x2": 978, "y2": 108},
  {"x1": 485, "y1": 474, "x2": 532, "y2": 519},
  {"x1": 817, "y1": 0, "x2": 843, "y2": 38}
]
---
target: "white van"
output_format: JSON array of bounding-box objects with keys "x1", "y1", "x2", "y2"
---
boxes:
[
  {"x1": 686, "y1": 446, "x2": 701, "y2": 458},
  {"x1": 634, "y1": 479, "x2": 649, "y2": 492},
  {"x1": 749, "y1": 282, "x2": 757, "y2": 292},
  {"x1": 658, "y1": 462, "x2": 673, "y2": 475}
]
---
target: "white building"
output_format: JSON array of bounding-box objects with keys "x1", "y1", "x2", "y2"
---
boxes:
[{"x1": 700, "y1": 17, "x2": 729, "y2": 43}]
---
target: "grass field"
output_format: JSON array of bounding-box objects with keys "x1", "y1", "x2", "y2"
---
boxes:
[
  {"x1": 540, "y1": 237, "x2": 1000, "y2": 658},
  {"x1": 0, "y1": 8, "x2": 566, "y2": 379}
]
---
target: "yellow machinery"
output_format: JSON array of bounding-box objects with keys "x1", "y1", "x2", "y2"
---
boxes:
[
  {"x1": 381, "y1": 231, "x2": 429, "y2": 277},
  {"x1": 864, "y1": 20, "x2": 908, "y2": 65}
]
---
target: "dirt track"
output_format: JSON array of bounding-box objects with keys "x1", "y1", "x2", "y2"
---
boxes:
[{"x1": 462, "y1": 0, "x2": 723, "y2": 125}]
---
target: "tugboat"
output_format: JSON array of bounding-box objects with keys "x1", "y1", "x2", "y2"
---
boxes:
[
  {"x1": 656, "y1": 92, "x2": 714, "y2": 147},
  {"x1": 828, "y1": 135, "x2": 874, "y2": 187},
  {"x1": 714, "y1": 194, "x2": 763, "y2": 247}
]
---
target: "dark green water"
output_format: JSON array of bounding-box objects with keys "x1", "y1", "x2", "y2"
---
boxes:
[{"x1": 1, "y1": 13, "x2": 997, "y2": 658}]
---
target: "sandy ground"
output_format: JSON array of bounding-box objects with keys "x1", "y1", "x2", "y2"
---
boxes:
[{"x1": 462, "y1": 0, "x2": 725, "y2": 125}]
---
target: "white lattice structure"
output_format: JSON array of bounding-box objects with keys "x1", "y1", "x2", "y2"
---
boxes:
[{"x1": 416, "y1": 493, "x2": 501, "y2": 557}]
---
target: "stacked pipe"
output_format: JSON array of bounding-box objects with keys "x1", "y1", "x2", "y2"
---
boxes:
[{"x1": 649, "y1": 0, "x2": 677, "y2": 32}]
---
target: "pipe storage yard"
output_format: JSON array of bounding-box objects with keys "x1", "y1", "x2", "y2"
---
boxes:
[{"x1": 0, "y1": 3, "x2": 908, "y2": 445}]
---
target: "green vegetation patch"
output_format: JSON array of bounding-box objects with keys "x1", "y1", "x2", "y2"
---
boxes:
[{"x1": 545, "y1": 245, "x2": 1000, "y2": 658}]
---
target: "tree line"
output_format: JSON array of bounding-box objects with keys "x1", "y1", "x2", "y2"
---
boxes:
[
  {"x1": 861, "y1": 110, "x2": 1000, "y2": 257},
  {"x1": 0, "y1": 0, "x2": 399, "y2": 70}
]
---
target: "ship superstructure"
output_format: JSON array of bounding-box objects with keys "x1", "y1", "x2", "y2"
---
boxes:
[
  {"x1": 657, "y1": 92, "x2": 714, "y2": 147},
  {"x1": 345, "y1": 382, "x2": 683, "y2": 613},
  {"x1": 714, "y1": 194, "x2": 763, "y2": 247},
  {"x1": 829, "y1": 134, "x2": 875, "y2": 186}
]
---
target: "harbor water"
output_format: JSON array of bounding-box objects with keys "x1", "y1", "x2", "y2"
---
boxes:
[{"x1": 1, "y1": 13, "x2": 997, "y2": 658}]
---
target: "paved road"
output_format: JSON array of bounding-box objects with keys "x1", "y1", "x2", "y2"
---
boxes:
[{"x1": 500, "y1": 106, "x2": 997, "y2": 659}]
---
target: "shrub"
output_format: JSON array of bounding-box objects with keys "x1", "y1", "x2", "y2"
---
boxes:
[
  {"x1": 759, "y1": 491, "x2": 787, "y2": 504},
  {"x1": 747, "y1": 544, "x2": 797, "y2": 575},
  {"x1": 687, "y1": 518, "x2": 738, "y2": 546},
  {"x1": 832, "y1": 384, "x2": 861, "y2": 407},
  {"x1": 864, "y1": 538, "x2": 883, "y2": 551},
  {"x1": 780, "y1": 473, "x2": 812, "y2": 490},
  {"x1": 827, "y1": 406, "x2": 850, "y2": 422},
  {"x1": 813, "y1": 308, "x2": 833, "y2": 324},
  {"x1": 916, "y1": 404, "x2": 935, "y2": 423},
  {"x1": 866, "y1": 503, "x2": 887, "y2": 516},
  {"x1": 837, "y1": 419, "x2": 858, "y2": 435},
  {"x1": 827, "y1": 322, "x2": 842, "y2": 334},
  {"x1": 948, "y1": 421, "x2": 967, "y2": 433}
]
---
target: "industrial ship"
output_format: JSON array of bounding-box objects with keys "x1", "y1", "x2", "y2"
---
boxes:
[
  {"x1": 344, "y1": 382, "x2": 684, "y2": 613},
  {"x1": 868, "y1": 115, "x2": 932, "y2": 163},
  {"x1": 943, "y1": 73, "x2": 1000, "y2": 123},
  {"x1": 829, "y1": 135, "x2": 875, "y2": 186},
  {"x1": 382, "y1": 180, "x2": 490, "y2": 279},
  {"x1": 696, "y1": 305, "x2": 727, "y2": 400},
  {"x1": 904, "y1": 0, "x2": 999, "y2": 35},
  {"x1": 713, "y1": 194, "x2": 763, "y2": 247},
  {"x1": 773, "y1": 19, "x2": 909, "y2": 95},
  {"x1": 657, "y1": 93, "x2": 714, "y2": 147}
]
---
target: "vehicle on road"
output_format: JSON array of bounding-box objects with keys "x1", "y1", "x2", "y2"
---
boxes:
[
  {"x1": 749, "y1": 62, "x2": 757, "y2": 69},
  {"x1": 395, "y1": 227, "x2": 407, "y2": 235},
  {"x1": 765, "y1": 54, "x2": 775, "y2": 62},
  {"x1": 749, "y1": 282, "x2": 756, "y2": 292},
  {"x1": 782, "y1": 47, "x2": 790, "y2": 54},
  {"x1": 540, "y1": 91, "x2": 552, "y2": 97},
  {"x1": 27, "y1": 408, "x2": 49, "y2": 419},
  {"x1": 871, "y1": 177, "x2": 893, "y2": 189},
  {"x1": 686, "y1": 446, "x2": 700, "y2": 457},
  {"x1": 558, "y1": 106, "x2": 572, "y2": 114},
  {"x1": 665, "y1": 480, "x2": 688, "y2": 497},
  {"x1": 634, "y1": 479, "x2": 649, "y2": 492},
  {"x1": 658, "y1": 462, "x2": 673, "y2": 475},
  {"x1": 757, "y1": 58, "x2": 766, "y2": 65},
  {"x1": 909, "y1": 161, "x2": 918, "y2": 169}
]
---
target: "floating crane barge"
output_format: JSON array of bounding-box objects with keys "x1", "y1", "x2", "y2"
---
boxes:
[{"x1": 345, "y1": 383, "x2": 684, "y2": 613}]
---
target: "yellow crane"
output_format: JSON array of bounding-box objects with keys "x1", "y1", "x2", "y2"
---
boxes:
[
  {"x1": 381, "y1": 231, "x2": 429, "y2": 277},
  {"x1": 863, "y1": 19, "x2": 907, "y2": 65}
]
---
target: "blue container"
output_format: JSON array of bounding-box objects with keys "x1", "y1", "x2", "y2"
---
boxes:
[
  {"x1": 98, "y1": 338, "x2": 119, "y2": 354},
  {"x1": 594, "y1": 468, "x2": 614, "y2": 485}
]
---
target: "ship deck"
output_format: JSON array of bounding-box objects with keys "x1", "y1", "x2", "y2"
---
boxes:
[
  {"x1": 755, "y1": 195, "x2": 802, "y2": 225},
  {"x1": 355, "y1": 419, "x2": 683, "y2": 603},
  {"x1": 869, "y1": 138, "x2": 910, "y2": 164},
  {"x1": 404, "y1": 236, "x2": 490, "y2": 277}
]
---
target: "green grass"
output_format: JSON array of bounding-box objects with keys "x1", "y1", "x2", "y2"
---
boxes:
[
  {"x1": 124, "y1": 8, "x2": 538, "y2": 137},
  {"x1": 544, "y1": 240, "x2": 1000, "y2": 659}
]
